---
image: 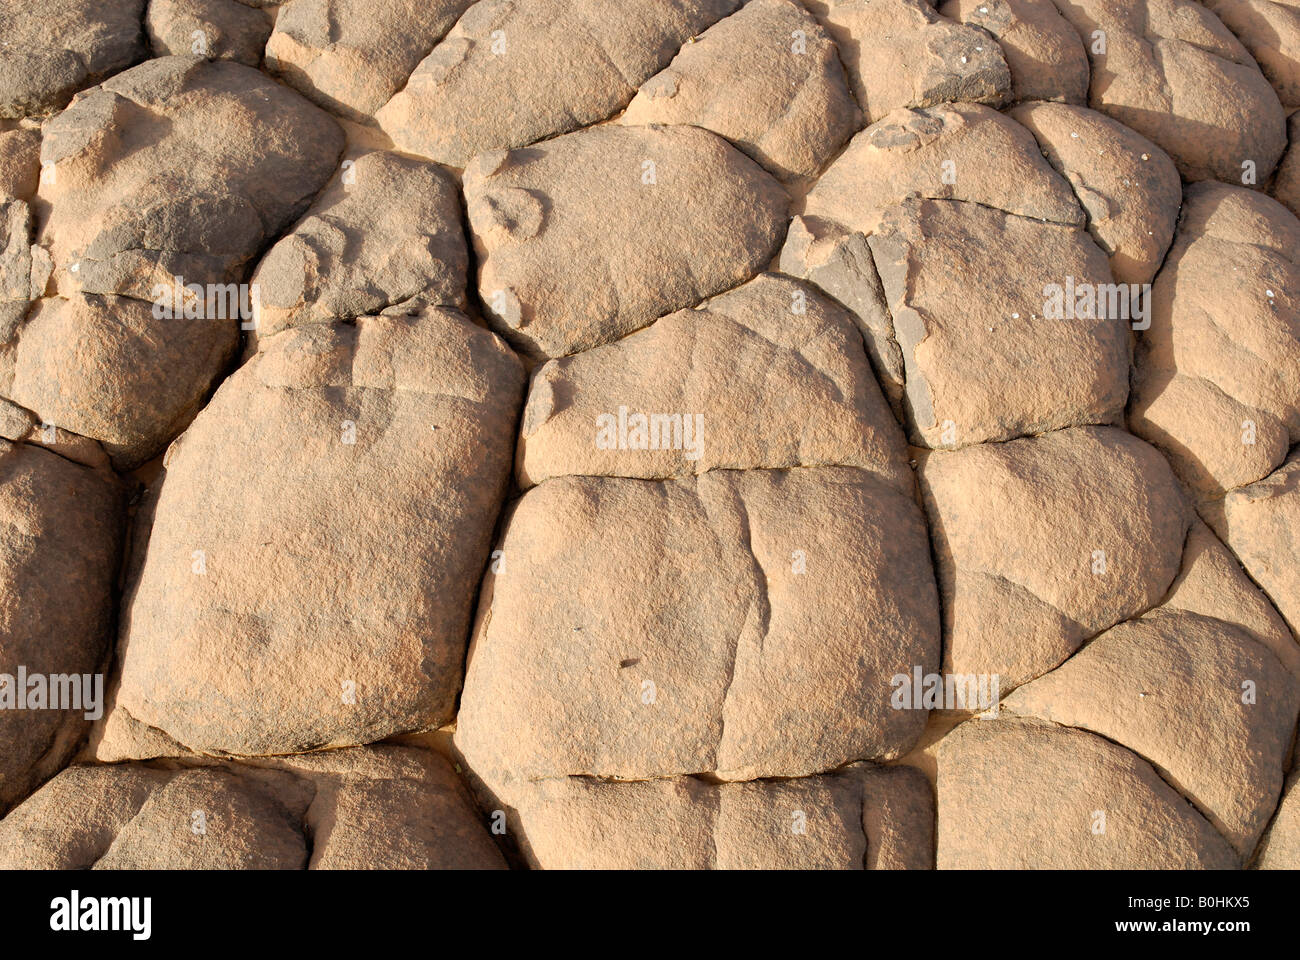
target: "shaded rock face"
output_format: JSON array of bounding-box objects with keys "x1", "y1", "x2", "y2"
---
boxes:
[
  {"x1": 2, "y1": 0, "x2": 1300, "y2": 875},
  {"x1": 0, "y1": 747, "x2": 505, "y2": 870},
  {"x1": 0, "y1": 0, "x2": 147, "y2": 118},
  {"x1": 111, "y1": 312, "x2": 523, "y2": 757},
  {"x1": 1129, "y1": 182, "x2": 1300, "y2": 501},
  {"x1": 1049, "y1": 0, "x2": 1288, "y2": 183},
  {"x1": 503, "y1": 763, "x2": 933, "y2": 869},
  {"x1": 0, "y1": 442, "x2": 121, "y2": 815},
  {"x1": 377, "y1": 0, "x2": 741, "y2": 166},
  {"x1": 266, "y1": 0, "x2": 474, "y2": 122}
]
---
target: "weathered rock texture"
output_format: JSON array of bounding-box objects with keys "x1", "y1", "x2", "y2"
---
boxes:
[{"x1": 1, "y1": 0, "x2": 1298, "y2": 875}]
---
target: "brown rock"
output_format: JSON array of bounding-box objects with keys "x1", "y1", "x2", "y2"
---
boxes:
[
  {"x1": 1129, "y1": 182, "x2": 1300, "y2": 500},
  {"x1": 1010, "y1": 100, "x2": 1182, "y2": 284},
  {"x1": 147, "y1": 0, "x2": 271, "y2": 67},
  {"x1": 109, "y1": 310, "x2": 523, "y2": 756},
  {"x1": 1160, "y1": 519, "x2": 1300, "y2": 676},
  {"x1": 3, "y1": 293, "x2": 238, "y2": 469},
  {"x1": 517, "y1": 273, "x2": 911, "y2": 494},
  {"x1": 919, "y1": 426, "x2": 1191, "y2": 690},
  {"x1": 1274, "y1": 111, "x2": 1300, "y2": 217},
  {"x1": 868, "y1": 199, "x2": 1129, "y2": 447},
  {"x1": 621, "y1": 0, "x2": 860, "y2": 180},
  {"x1": 936, "y1": 718, "x2": 1240, "y2": 868},
  {"x1": 1049, "y1": 0, "x2": 1287, "y2": 183},
  {"x1": 1004, "y1": 611, "x2": 1300, "y2": 855},
  {"x1": 0, "y1": 441, "x2": 121, "y2": 814},
  {"x1": 266, "y1": 0, "x2": 473, "y2": 122},
  {"x1": 457, "y1": 466, "x2": 939, "y2": 786},
  {"x1": 1201, "y1": 0, "x2": 1300, "y2": 108},
  {"x1": 466, "y1": 123, "x2": 787, "y2": 360},
  {"x1": 498, "y1": 763, "x2": 932, "y2": 869},
  {"x1": 377, "y1": 0, "x2": 740, "y2": 166},
  {"x1": 0, "y1": 128, "x2": 40, "y2": 201},
  {"x1": 940, "y1": 0, "x2": 1090, "y2": 104},
  {"x1": 1254, "y1": 771, "x2": 1300, "y2": 868},
  {"x1": 0, "y1": 747, "x2": 505, "y2": 869},
  {"x1": 807, "y1": 0, "x2": 1012, "y2": 122},
  {"x1": 247, "y1": 148, "x2": 467, "y2": 349},
  {"x1": 0, "y1": 0, "x2": 146, "y2": 118},
  {"x1": 1211, "y1": 451, "x2": 1300, "y2": 638}
]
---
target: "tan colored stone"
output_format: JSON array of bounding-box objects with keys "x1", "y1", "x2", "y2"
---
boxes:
[
  {"x1": 0, "y1": 128, "x2": 40, "y2": 201},
  {"x1": 457, "y1": 466, "x2": 939, "y2": 786},
  {"x1": 1005, "y1": 611, "x2": 1300, "y2": 855},
  {"x1": 147, "y1": 0, "x2": 271, "y2": 67},
  {"x1": 266, "y1": 0, "x2": 473, "y2": 122},
  {"x1": 1049, "y1": 0, "x2": 1287, "y2": 182},
  {"x1": 38, "y1": 56, "x2": 344, "y2": 303},
  {"x1": 919, "y1": 426, "x2": 1191, "y2": 690},
  {"x1": 808, "y1": 0, "x2": 1011, "y2": 122},
  {"x1": 1254, "y1": 771, "x2": 1300, "y2": 868},
  {"x1": 466, "y1": 123, "x2": 787, "y2": 360},
  {"x1": 499, "y1": 763, "x2": 931, "y2": 869},
  {"x1": 109, "y1": 310, "x2": 523, "y2": 757},
  {"x1": 517, "y1": 273, "x2": 911, "y2": 494},
  {"x1": 1211, "y1": 451, "x2": 1300, "y2": 638},
  {"x1": 868, "y1": 199, "x2": 1129, "y2": 447},
  {"x1": 0, "y1": 747, "x2": 505, "y2": 869},
  {"x1": 621, "y1": 0, "x2": 860, "y2": 180},
  {"x1": 247, "y1": 148, "x2": 467, "y2": 349},
  {"x1": 0, "y1": 441, "x2": 121, "y2": 814},
  {"x1": 1010, "y1": 100, "x2": 1182, "y2": 284},
  {"x1": 1161, "y1": 519, "x2": 1299, "y2": 675},
  {"x1": 940, "y1": 0, "x2": 1090, "y2": 104},
  {"x1": 0, "y1": 0, "x2": 146, "y2": 118},
  {"x1": 1202, "y1": 0, "x2": 1300, "y2": 108},
  {"x1": 1274, "y1": 111, "x2": 1300, "y2": 217},
  {"x1": 377, "y1": 0, "x2": 740, "y2": 166},
  {"x1": 936, "y1": 718, "x2": 1239, "y2": 868},
  {"x1": 1129, "y1": 182, "x2": 1300, "y2": 500}
]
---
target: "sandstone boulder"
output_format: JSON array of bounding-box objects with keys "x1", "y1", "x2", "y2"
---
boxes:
[
  {"x1": 1201, "y1": 0, "x2": 1300, "y2": 108},
  {"x1": 38, "y1": 56, "x2": 344, "y2": 302},
  {"x1": 1010, "y1": 100, "x2": 1182, "y2": 284},
  {"x1": 919, "y1": 426, "x2": 1191, "y2": 690},
  {"x1": 247, "y1": 149, "x2": 467, "y2": 349},
  {"x1": 1274, "y1": 112, "x2": 1300, "y2": 218},
  {"x1": 110, "y1": 310, "x2": 523, "y2": 757},
  {"x1": 1129, "y1": 182, "x2": 1300, "y2": 500},
  {"x1": 457, "y1": 466, "x2": 940, "y2": 786},
  {"x1": 2, "y1": 293, "x2": 238, "y2": 469},
  {"x1": 0, "y1": 0, "x2": 146, "y2": 118},
  {"x1": 940, "y1": 0, "x2": 1090, "y2": 104},
  {"x1": 466, "y1": 123, "x2": 787, "y2": 360},
  {"x1": 0, "y1": 747, "x2": 505, "y2": 869},
  {"x1": 1254, "y1": 771, "x2": 1300, "y2": 868},
  {"x1": 1049, "y1": 0, "x2": 1287, "y2": 183},
  {"x1": 621, "y1": 0, "x2": 860, "y2": 180},
  {"x1": 266, "y1": 0, "x2": 473, "y2": 122},
  {"x1": 0, "y1": 128, "x2": 40, "y2": 201},
  {"x1": 377, "y1": 0, "x2": 739, "y2": 166},
  {"x1": 868, "y1": 199, "x2": 1129, "y2": 447},
  {"x1": 498, "y1": 763, "x2": 932, "y2": 869},
  {"x1": 807, "y1": 0, "x2": 1011, "y2": 122},
  {"x1": 0, "y1": 441, "x2": 121, "y2": 815},
  {"x1": 936, "y1": 718, "x2": 1239, "y2": 868},
  {"x1": 517, "y1": 273, "x2": 911, "y2": 493},
  {"x1": 1004, "y1": 611, "x2": 1300, "y2": 856},
  {"x1": 147, "y1": 0, "x2": 271, "y2": 67},
  {"x1": 1211, "y1": 452, "x2": 1300, "y2": 638}
]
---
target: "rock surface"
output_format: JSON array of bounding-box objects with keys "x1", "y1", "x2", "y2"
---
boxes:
[
  {"x1": 466, "y1": 123, "x2": 787, "y2": 360},
  {"x1": 109, "y1": 311, "x2": 522, "y2": 757}
]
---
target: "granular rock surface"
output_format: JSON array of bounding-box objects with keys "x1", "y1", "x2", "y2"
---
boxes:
[{"x1": 1, "y1": 0, "x2": 1299, "y2": 875}]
